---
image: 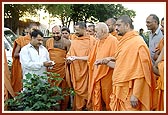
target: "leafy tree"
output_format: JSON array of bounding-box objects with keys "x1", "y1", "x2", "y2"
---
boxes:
[
  {"x1": 70, "y1": 4, "x2": 94, "y2": 24},
  {"x1": 4, "y1": 4, "x2": 136, "y2": 32},
  {"x1": 94, "y1": 4, "x2": 136, "y2": 21},
  {"x1": 44, "y1": 4, "x2": 72, "y2": 28},
  {"x1": 4, "y1": 4, "x2": 42, "y2": 33},
  {"x1": 44, "y1": 4, "x2": 136, "y2": 27}
]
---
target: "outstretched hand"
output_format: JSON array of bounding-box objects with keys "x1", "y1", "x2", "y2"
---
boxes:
[
  {"x1": 94, "y1": 57, "x2": 112, "y2": 65},
  {"x1": 65, "y1": 56, "x2": 76, "y2": 64}
]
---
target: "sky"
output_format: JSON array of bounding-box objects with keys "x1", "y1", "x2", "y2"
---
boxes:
[{"x1": 122, "y1": 2, "x2": 166, "y2": 32}]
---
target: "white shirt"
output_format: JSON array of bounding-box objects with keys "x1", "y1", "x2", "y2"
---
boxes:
[
  {"x1": 149, "y1": 27, "x2": 163, "y2": 65},
  {"x1": 20, "y1": 43, "x2": 50, "y2": 80}
]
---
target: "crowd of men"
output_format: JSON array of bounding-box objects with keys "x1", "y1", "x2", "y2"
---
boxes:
[{"x1": 4, "y1": 13, "x2": 165, "y2": 111}]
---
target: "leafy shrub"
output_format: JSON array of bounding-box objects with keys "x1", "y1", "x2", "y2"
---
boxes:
[{"x1": 5, "y1": 72, "x2": 75, "y2": 111}]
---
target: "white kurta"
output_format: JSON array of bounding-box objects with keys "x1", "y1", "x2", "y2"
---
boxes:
[{"x1": 20, "y1": 43, "x2": 50, "y2": 80}]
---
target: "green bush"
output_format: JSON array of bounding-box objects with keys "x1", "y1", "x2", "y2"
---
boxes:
[{"x1": 5, "y1": 72, "x2": 75, "y2": 111}]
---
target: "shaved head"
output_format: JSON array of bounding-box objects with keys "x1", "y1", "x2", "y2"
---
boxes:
[
  {"x1": 95, "y1": 22, "x2": 109, "y2": 39},
  {"x1": 106, "y1": 18, "x2": 116, "y2": 25},
  {"x1": 52, "y1": 25, "x2": 61, "y2": 41},
  {"x1": 116, "y1": 15, "x2": 134, "y2": 36},
  {"x1": 105, "y1": 18, "x2": 116, "y2": 33},
  {"x1": 96, "y1": 22, "x2": 109, "y2": 33},
  {"x1": 52, "y1": 25, "x2": 61, "y2": 31},
  {"x1": 117, "y1": 15, "x2": 134, "y2": 29}
]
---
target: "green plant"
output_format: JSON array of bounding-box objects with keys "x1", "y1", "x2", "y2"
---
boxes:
[{"x1": 5, "y1": 72, "x2": 74, "y2": 111}]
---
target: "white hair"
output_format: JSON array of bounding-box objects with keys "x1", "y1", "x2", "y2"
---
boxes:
[{"x1": 96, "y1": 22, "x2": 109, "y2": 33}]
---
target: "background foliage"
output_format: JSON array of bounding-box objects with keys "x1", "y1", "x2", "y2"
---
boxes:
[{"x1": 4, "y1": 4, "x2": 136, "y2": 32}]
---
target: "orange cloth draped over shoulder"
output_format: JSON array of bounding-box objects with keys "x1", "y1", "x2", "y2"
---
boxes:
[
  {"x1": 87, "y1": 34, "x2": 118, "y2": 111},
  {"x1": 156, "y1": 38, "x2": 164, "y2": 52},
  {"x1": 66, "y1": 36, "x2": 95, "y2": 110},
  {"x1": 111, "y1": 31, "x2": 121, "y2": 41},
  {"x1": 11, "y1": 35, "x2": 31, "y2": 94},
  {"x1": 109, "y1": 31, "x2": 157, "y2": 111},
  {"x1": 46, "y1": 38, "x2": 67, "y2": 86},
  {"x1": 155, "y1": 38, "x2": 164, "y2": 111},
  {"x1": 155, "y1": 38, "x2": 164, "y2": 90},
  {"x1": 46, "y1": 38, "x2": 70, "y2": 110},
  {"x1": 4, "y1": 50, "x2": 15, "y2": 101},
  {"x1": 69, "y1": 34, "x2": 78, "y2": 40}
]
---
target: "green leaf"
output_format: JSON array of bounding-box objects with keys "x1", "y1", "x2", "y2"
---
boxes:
[
  {"x1": 25, "y1": 73, "x2": 32, "y2": 79},
  {"x1": 42, "y1": 95, "x2": 47, "y2": 101},
  {"x1": 5, "y1": 72, "x2": 73, "y2": 111}
]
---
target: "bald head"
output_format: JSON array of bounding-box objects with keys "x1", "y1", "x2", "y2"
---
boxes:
[
  {"x1": 52, "y1": 25, "x2": 61, "y2": 31},
  {"x1": 116, "y1": 15, "x2": 134, "y2": 36},
  {"x1": 96, "y1": 22, "x2": 109, "y2": 33},
  {"x1": 117, "y1": 15, "x2": 134, "y2": 29},
  {"x1": 52, "y1": 25, "x2": 61, "y2": 41},
  {"x1": 105, "y1": 18, "x2": 116, "y2": 33},
  {"x1": 106, "y1": 18, "x2": 116, "y2": 24},
  {"x1": 95, "y1": 22, "x2": 109, "y2": 39}
]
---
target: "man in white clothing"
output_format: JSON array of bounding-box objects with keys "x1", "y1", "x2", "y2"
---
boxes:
[{"x1": 20, "y1": 29, "x2": 53, "y2": 82}]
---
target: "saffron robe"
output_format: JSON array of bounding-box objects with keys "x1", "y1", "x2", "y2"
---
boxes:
[
  {"x1": 4, "y1": 50, "x2": 15, "y2": 110},
  {"x1": 69, "y1": 34, "x2": 78, "y2": 40},
  {"x1": 11, "y1": 35, "x2": 31, "y2": 94},
  {"x1": 155, "y1": 38, "x2": 164, "y2": 111},
  {"x1": 46, "y1": 38, "x2": 69, "y2": 110},
  {"x1": 87, "y1": 34, "x2": 118, "y2": 111},
  {"x1": 109, "y1": 31, "x2": 157, "y2": 111},
  {"x1": 66, "y1": 36, "x2": 95, "y2": 110},
  {"x1": 111, "y1": 31, "x2": 121, "y2": 41}
]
